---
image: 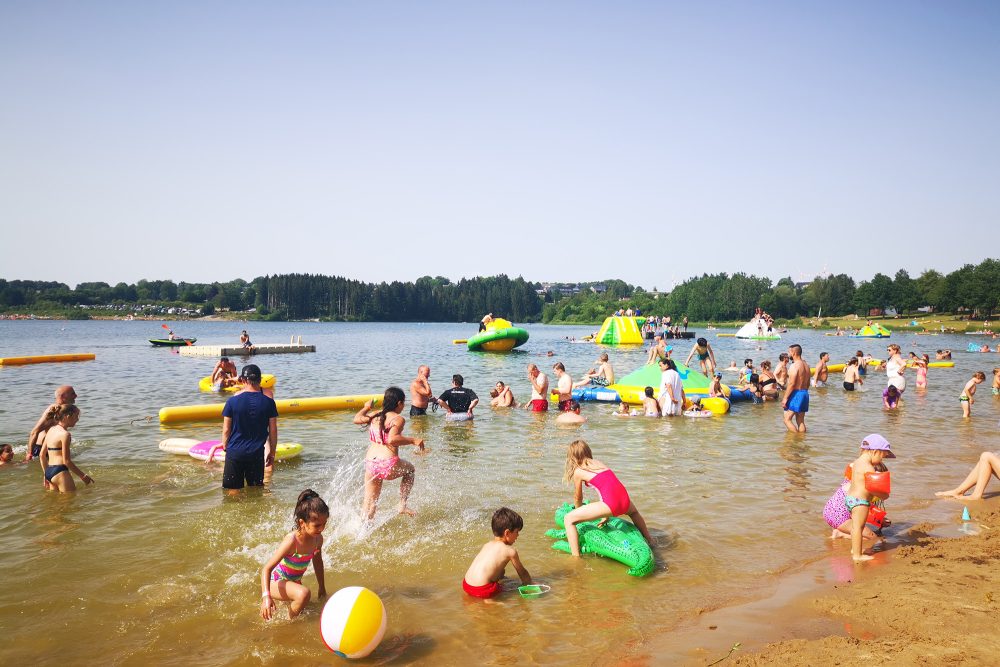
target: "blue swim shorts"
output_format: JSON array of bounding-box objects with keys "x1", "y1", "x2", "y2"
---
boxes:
[{"x1": 785, "y1": 389, "x2": 809, "y2": 413}]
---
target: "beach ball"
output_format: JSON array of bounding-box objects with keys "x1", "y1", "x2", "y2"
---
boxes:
[{"x1": 320, "y1": 586, "x2": 387, "y2": 659}]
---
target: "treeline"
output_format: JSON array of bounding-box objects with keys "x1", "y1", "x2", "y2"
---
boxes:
[
  {"x1": 541, "y1": 259, "x2": 1000, "y2": 323},
  {"x1": 3, "y1": 258, "x2": 998, "y2": 323},
  {"x1": 0, "y1": 274, "x2": 544, "y2": 322}
]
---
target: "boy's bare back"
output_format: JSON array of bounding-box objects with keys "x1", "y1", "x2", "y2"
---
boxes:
[{"x1": 464, "y1": 540, "x2": 517, "y2": 587}]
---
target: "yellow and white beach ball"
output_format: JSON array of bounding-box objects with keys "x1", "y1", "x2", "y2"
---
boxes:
[{"x1": 320, "y1": 586, "x2": 387, "y2": 659}]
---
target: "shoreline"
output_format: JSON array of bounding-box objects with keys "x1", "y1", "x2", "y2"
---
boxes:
[{"x1": 629, "y1": 497, "x2": 1000, "y2": 665}]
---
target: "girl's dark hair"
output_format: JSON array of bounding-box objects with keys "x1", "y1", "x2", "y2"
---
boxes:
[
  {"x1": 697, "y1": 337, "x2": 707, "y2": 347},
  {"x1": 294, "y1": 489, "x2": 329, "y2": 526},
  {"x1": 644, "y1": 386, "x2": 654, "y2": 397},
  {"x1": 847, "y1": 357, "x2": 858, "y2": 366},
  {"x1": 374, "y1": 386, "x2": 406, "y2": 433}
]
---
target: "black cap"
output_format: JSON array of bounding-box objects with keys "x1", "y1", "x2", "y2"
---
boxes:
[{"x1": 240, "y1": 364, "x2": 262, "y2": 382}]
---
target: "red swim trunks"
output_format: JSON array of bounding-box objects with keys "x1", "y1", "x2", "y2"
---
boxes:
[
  {"x1": 530, "y1": 399, "x2": 548, "y2": 412},
  {"x1": 463, "y1": 579, "x2": 501, "y2": 599}
]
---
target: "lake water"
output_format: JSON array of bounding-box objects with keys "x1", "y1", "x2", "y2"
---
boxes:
[{"x1": 1, "y1": 321, "x2": 997, "y2": 665}]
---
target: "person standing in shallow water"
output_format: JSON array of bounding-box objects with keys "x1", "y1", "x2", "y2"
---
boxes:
[
  {"x1": 26, "y1": 385, "x2": 77, "y2": 463},
  {"x1": 218, "y1": 364, "x2": 277, "y2": 492},
  {"x1": 409, "y1": 365, "x2": 432, "y2": 416},
  {"x1": 782, "y1": 344, "x2": 810, "y2": 433}
]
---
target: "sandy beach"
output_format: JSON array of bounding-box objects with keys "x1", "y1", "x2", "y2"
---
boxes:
[{"x1": 636, "y1": 497, "x2": 1000, "y2": 666}]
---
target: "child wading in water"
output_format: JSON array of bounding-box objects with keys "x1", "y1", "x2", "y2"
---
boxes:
[
  {"x1": 845, "y1": 435, "x2": 896, "y2": 562},
  {"x1": 39, "y1": 405, "x2": 93, "y2": 492},
  {"x1": 260, "y1": 489, "x2": 328, "y2": 619},
  {"x1": 562, "y1": 440, "x2": 653, "y2": 557},
  {"x1": 462, "y1": 507, "x2": 532, "y2": 599},
  {"x1": 843, "y1": 357, "x2": 863, "y2": 391},
  {"x1": 959, "y1": 371, "x2": 986, "y2": 417},
  {"x1": 353, "y1": 387, "x2": 426, "y2": 520}
]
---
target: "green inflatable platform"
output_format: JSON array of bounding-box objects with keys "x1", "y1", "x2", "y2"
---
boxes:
[{"x1": 544, "y1": 502, "x2": 654, "y2": 577}]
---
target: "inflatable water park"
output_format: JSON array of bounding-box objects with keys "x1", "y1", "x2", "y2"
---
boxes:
[
  {"x1": 853, "y1": 323, "x2": 892, "y2": 338},
  {"x1": 734, "y1": 317, "x2": 781, "y2": 340},
  {"x1": 464, "y1": 317, "x2": 529, "y2": 352},
  {"x1": 595, "y1": 316, "x2": 645, "y2": 345}
]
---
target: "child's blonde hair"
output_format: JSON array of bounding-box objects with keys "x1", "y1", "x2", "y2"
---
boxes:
[{"x1": 564, "y1": 439, "x2": 594, "y2": 483}]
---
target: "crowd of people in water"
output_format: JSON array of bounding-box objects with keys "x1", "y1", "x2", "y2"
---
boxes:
[{"x1": 3, "y1": 320, "x2": 999, "y2": 619}]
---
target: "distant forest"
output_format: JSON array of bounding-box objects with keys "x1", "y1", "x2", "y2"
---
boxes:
[{"x1": 1, "y1": 258, "x2": 997, "y2": 323}]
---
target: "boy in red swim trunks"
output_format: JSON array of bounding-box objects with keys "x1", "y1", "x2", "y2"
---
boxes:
[{"x1": 462, "y1": 507, "x2": 532, "y2": 599}]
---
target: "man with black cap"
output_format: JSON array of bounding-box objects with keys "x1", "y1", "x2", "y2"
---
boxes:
[{"x1": 219, "y1": 364, "x2": 278, "y2": 491}]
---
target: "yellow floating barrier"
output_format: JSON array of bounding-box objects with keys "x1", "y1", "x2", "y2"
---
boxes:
[
  {"x1": 715, "y1": 333, "x2": 735, "y2": 337},
  {"x1": 0, "y1": 353, "x2": 96, "y2": 366},
  {"x1": 159, "y1": 394, "x2": 382, "y2": 424},
  {"x1": 198, "y1": 374, "x2": 276, "y2": 392}
]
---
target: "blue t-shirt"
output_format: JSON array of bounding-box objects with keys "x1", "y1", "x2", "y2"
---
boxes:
[{"x1": 222, "y1": 391, "x2": 278, "y2": 459}]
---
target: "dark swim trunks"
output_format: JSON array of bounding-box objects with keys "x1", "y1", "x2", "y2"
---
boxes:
[
  {"x1": 409, "y1": 405, "x2": 427, "y2": 416},
  {"x1": 31, "y1": 444, "x2": 42, "y2": 458}
]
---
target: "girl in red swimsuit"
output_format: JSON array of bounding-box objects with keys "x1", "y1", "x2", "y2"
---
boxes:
[
  {"x1": 353, "y1": 387, "x2": 427, "y2": 521},
  {"x1": 561, "y1": 440, "x2": 653, "y2": 557}
]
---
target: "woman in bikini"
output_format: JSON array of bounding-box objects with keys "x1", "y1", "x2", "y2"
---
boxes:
[
  {"x1": 758, "y1": 360, "x2": 779, "y2": 400},
  {"x1": 353, "y1": 387, "x2": 426, "y2": 520},
  {"x1": 39, "y1": 404, "x2": 93, "y2": 493}
]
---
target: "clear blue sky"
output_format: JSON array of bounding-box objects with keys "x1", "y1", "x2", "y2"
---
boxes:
[{"x1": 2, "y1": 1, "x2": 997, "y2": 289}]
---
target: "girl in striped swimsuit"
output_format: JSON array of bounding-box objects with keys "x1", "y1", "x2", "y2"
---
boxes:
[{"x1": 260, "y1": 489, "x2": 329, "y2": 620}]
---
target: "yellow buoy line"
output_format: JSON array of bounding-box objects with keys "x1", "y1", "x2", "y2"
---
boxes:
[
  {"x1": 0, "y1": 353, "x2": 96, "y2": 366},
  {"x1": 158, "y1": 394, "x2": 382, "y2": 424}
]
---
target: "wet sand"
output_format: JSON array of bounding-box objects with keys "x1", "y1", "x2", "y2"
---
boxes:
[{"x1": 633, "y1": 497, "x2": 1000, "y2": 666}]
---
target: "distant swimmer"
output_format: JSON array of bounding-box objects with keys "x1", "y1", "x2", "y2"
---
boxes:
[
  {"x1": 490, "y1": 381, "x2": 517, "y2": 408},
  {"x1": 812, "y1": 352, "x2": 830, "y2": 387},
  {"x1": 552, "y1": 363, "x2": 574, "y2": 411},
  {"x1": 212, "y1": 356, "x2": 239, "y2": 389},
  {"x1": 409, "y1": 365, "x2": 433, "y2": 416},
  {"x1": 575, "y1": 353, "x2": 615, "y2": 388},
  {"x1": 27, "y1": 385, "x2": 77, "y2": 463},
  {"x1": 0, "y1": 444, "x2": 15, "y2": 466},
  {"x1": 935, "y1": 349, "x2": 952, "y2": 360},
  {"x1": 782, "y1": 344, "x2": 810, "y2": 433},
  {"x1": 555, "y1": 400, "x2": 587, "y2": 426},
  {"x1": 525, "y1": 364, "x2": 550, "y2": 412},
  {"x1": 959, "y1": 371, "x2": 986, "y2": 418},
  {"x1": 479, "y1": 313, "x2": 494, "y2": 333},
  {"x1": 240, "y1": 330, "x2": 254, "y2": 351}
]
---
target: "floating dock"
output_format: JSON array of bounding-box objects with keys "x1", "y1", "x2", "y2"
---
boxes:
[
  {"x1": 178, "y1": 342, "x2": 315, "y2": 358},
  {"x1": 0, "y1": 353, "x2": 96, "y2": 366}
]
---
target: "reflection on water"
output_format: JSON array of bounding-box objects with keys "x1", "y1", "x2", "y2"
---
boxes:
[{"x1": 0, "y1": 320, "x2": 998, "y2": 664}]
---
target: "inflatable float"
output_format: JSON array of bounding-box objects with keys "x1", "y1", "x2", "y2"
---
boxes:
[
  {"x1": 865, "y1": 359, "x2": 955, "y2": 369},
  {"x1": 852, "y1": 324, "x2": 891, "y2": 338},
  {"x1": 607, "y1": 361, "x2": 734, "y2": 414},
  {"x1": 594, "y1": 316, "x2": 644, "y2": 345},
  {"x1": 466, "y1": 318, "x2": 529, "y2": 352},
  {"x1": 188, "y1": 440, "x2": 303, "y2": 462},
  {"x1": 544, "y1": 502, "x2": 654, "y2": 577},
  {"x1": 149, "y1": 338, "x2": 196, "y2": 346},
  {"x1": 198, "y1": 374, "x2": 276, "y2": 392},
  {"x1": 734, "y1": 318, "x2": 781, "y2": 340},
  {"x1": 811, "y1": 363, "x2": 846, "y2": 376},
  {"x1": 0, "y1": 353, "x2": 95, "y2": 366},
  {"x1": 159, "y1": 394, "x2": 381, "y2": 424},
  {"x1": 444, "y1": 412, "x2": 474, "y2": 422},
  {"x1": 158, "y1": 437, "x2": 201, "y2": 455}
]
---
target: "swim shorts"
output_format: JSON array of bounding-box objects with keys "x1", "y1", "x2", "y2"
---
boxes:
[
  {"x1": 843, "y1": 382, "x2": 855, "y2": 391},
  {"x1": 365, "y1": 457, "x2": 400, "y2": 480},
  {"x1": 463, "y1": 579, "x2": 501, "y2": 599},
  {"x1": 409, "y1": 405, "x2": 427, "y2": 416},
  {"x1": 222, "y1": 453, "x2": 265, "y2": 490},
  {"x1": 785, "y1": 389, "x2": 809, "y2": 413},
  {"x1": 558, "y1": 400, "x2": 573, "y2": 412},
  {"x1": 530, "y1": 399, "x2": 548, "y2": 412},
  {"x1": 592, "y1": 376, "x2": 610, "y2": 387},
  {"x1": 31, "y1": 444, "x2": 42, "y2": 458}
]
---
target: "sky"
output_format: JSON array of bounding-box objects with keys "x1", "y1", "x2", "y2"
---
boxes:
[{"x1": 2, "y1": 1, "x2": 998, "y2": 290}]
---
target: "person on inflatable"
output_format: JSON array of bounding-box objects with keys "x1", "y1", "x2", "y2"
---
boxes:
[
  {"x1": 462, "y1": 507, "x2": 532, "y2": 599},
  {"x1": 684, "y1": 337, "x2": 717, "y2": 378},
  {"x1": 561, "y1": 440, "x2": 653, "y2": 558}
]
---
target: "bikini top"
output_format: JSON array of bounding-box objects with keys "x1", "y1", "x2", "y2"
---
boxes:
[{"x1": 760, "y1": 377, "x2": 776, "y2": 387}]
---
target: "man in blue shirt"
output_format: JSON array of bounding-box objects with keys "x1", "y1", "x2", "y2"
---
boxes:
[{"x1": 220, "y1": 364, "x2": 278, "y2": 491}]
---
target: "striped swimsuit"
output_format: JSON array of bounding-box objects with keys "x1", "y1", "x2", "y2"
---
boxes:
[{"x1": 272, "y1": 544, "x2": 319, "y2": 582}]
